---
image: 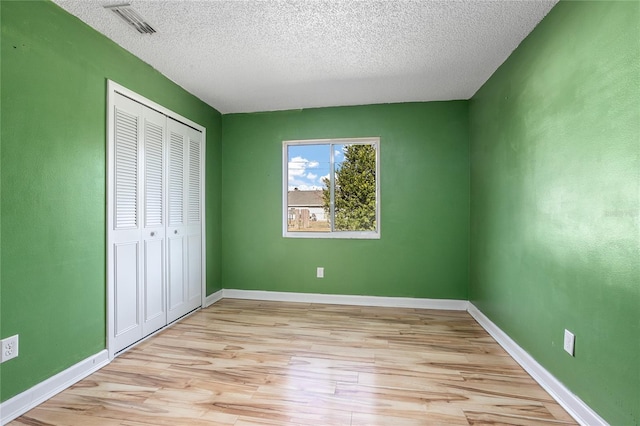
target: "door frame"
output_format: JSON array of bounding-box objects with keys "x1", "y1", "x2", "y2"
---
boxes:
[{"x1": 106, "y1": 80, "x2": 207, "y2": 360}]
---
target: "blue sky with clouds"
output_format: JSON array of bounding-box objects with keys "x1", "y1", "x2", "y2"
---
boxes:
[{"x1": 287, "y1": 144, "x2": 345, "y2": 191}]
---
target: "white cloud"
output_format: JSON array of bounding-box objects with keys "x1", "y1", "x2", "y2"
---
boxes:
[
  {"x1": 334, "y1": 149, "x2": 342, "y2": 157},
  {"x1": 288, "y1": 156, "x2": 309, "y2": 178},
  {"x1": 288, "y1": 184, "x2": 323, "y2": 191},
  {"x1": 288, "y1": 156, "x2": 327, "y2": 191},
  {"x1": 320, "y1": 173, "x2": 329, "y2": 183}
]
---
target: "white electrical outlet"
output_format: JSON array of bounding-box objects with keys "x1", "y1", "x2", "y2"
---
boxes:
[
  {"x1": 1, "y1": 335, "x2": 19, "y2": 363},
  {"x1": 563, "y1": 329, "x2": 575, "y2": 356},
  {"x1": 317, "y1": 267, "x2": 324, "y2": 278}
]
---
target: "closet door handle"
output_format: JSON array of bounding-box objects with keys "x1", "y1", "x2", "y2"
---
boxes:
[
  {"x1": 150, "y1": 232, "x2": 155, "y2": 237},
  {"x1": 174, "y1": 230, "x2": 178, "y2": 235}
]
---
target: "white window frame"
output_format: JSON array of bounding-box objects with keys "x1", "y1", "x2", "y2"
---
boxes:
[{"x1": 283, "y1": 137, "x2": 380, "y2": 239}]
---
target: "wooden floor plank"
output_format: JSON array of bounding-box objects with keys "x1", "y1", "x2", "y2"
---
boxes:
[{"x1": 10, "y1": 299, "x2": 576, "y2": 425}]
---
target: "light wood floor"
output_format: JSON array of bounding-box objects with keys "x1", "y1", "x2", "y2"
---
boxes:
[{"x1": 11, "y1": 299, "x2": 576, "y2": 425}]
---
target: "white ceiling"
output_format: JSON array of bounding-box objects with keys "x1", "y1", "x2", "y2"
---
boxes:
[{"x1": 52, "y1": 0, "x2": 557, "y2": 114}]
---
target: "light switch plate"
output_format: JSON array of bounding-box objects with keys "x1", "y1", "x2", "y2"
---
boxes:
[{"x1": 564, "y1": 329, "x2": 575, "y2": 356}]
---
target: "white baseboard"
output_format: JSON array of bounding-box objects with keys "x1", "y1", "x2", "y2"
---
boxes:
[
  {"x1": 0, "y1": 350, "x2": 109, "y2": 425},
  {"x1": 467, "y1": 303, "x2": 607, "y2": 426},
  {"x1": 222, "y1": 289, "x2": 469, "y2": 310},
  {"x1": 204, "y1": 289, "x2": 224, "y2": 307}
]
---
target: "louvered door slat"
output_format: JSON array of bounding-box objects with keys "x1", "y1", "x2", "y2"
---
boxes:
[
  {"x1": 188, "y1": 138, "x2": 201, "y2": 223},
  {"x1": 114, "y1": 109, "x2": 138, "y2": 229},
  {"x1": 168, "y1": 132, "x2": 184, "y2": 226},
  {"x1": 144, "y1": 120, "x2": 164, "y2": 227}
]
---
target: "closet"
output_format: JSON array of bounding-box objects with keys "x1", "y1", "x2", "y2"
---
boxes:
[{"x1": 106, "y1": 82, "x2": 205, "y2": 356}]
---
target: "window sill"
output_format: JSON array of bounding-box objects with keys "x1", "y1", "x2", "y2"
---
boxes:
[{"x1": 284, "y1": 231, "x2": 380, "y2": 240}]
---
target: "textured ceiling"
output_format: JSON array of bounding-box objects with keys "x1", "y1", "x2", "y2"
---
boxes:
[{"x1": 52, "y1": 0, "x2": 557, "y2": 114}]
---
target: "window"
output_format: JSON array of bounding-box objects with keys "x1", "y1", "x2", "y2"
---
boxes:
[{"x1": 283, "y1": 137, "x2": 380, "y2": 239}]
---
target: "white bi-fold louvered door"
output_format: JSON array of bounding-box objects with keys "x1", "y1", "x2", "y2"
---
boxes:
[
  {"x1": 141, "y1": 104, "x2": 167, "y2": 338},
  {"x1": 166, "y1": 118, "x2": 203, "y2": 323},
  {"x1": 110, "y1": 93, "x2": 166, "y2": 353},
  {"x1": 108, "y1": 84, "x2": 204, "y2": 356}
]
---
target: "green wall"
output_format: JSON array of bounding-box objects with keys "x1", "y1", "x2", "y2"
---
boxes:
[
  {"x1": 222, "y1": 103, "x2": 469, "y2": 299},
  {"x1": 0, "y1": 1, "x2": 222, "y2": 402},
  {"x1": 469, "y1": 2, "x2": 639, "y2": 424}
]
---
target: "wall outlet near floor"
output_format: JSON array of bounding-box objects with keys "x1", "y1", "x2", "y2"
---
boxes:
[
  {"x1": 317, "y1": 267, "x2": 324, "y2": 278},
  {"x1": 1, "y1": 334, "x2": 19, "y2": 363},
  {"x1": 563, "y1": 329, "x2": 575, "y2": 356}
]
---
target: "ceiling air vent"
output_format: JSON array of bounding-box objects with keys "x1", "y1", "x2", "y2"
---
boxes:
[{"x1": 104, "y1": 4, "x2": 156, "y2": 34}]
